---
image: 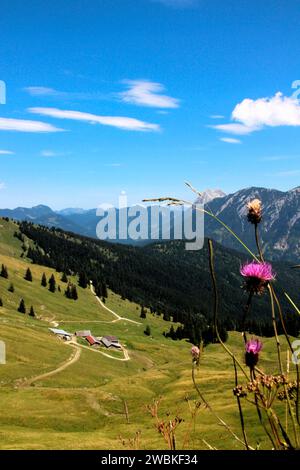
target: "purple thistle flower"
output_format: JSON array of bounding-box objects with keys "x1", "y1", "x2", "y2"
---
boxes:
[
  {"x1": 245, "y1": 338, "x2": 263, "y2": 368},
  {"x1": 246, "y1": 338, "x2": 263, "y2": 355},
  {"x1": 240, "y1": 261, "x2": 275, "y2": 281},
  {"x1": 240, "y1": 261, "x2": 275, "y2": 294}
]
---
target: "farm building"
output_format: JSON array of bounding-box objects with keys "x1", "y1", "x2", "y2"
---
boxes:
[
  {"x1": 75, "y1": 330, "x2": 91, "y2": 337},
  {"x1": 85, "y1": 335, "x2": 100, "y2": 346},
  {"x1": 101, "y1": 336, "x2": 121, "y2": 349},
  {"x1": 49, "y1": 328, "x2": 72, "y2": 340}
]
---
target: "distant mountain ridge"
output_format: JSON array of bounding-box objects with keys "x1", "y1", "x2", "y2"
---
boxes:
[
  {"x1": 1, "y1": 186, "x2": 299, "y2": 261},
  {"x1": 204, "y1": 186, "x2": 300, "y2": 262}
]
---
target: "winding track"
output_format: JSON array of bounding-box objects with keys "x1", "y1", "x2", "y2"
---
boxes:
[{"x1": 21, "y1": 345, "x2": 82, "y2": 386}]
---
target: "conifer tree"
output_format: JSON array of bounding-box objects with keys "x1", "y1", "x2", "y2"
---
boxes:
[
  {"x1": 8, "y1": 283, "x2": 14, "y2": 293},
  {"x1": 41, "y1": 272, "x2": 47, "y2": 287},
  {"x1": 0, "y1": 298, "x2": 3, "y2": 307},
  {"x1": 140, "y1": 306, "x2": 146, "y2": 319},
  {"x1": 29, "y1": 306, "x2": 35, "y2": 317},
  {"x1": 24, "y1": 267, "x2": 33, "y2": 282},
  {"x1": 71, "y1": 285, "x2": 78, "y2": 300},
  {"x1": 144, "y1": 325, "x2": 151, "y2": 336},
  {"x1": 0, "y1": 264, "x2": 8, "y2": 279},
  {"x1": 18, "y1": 298, "x2": 26, "y2": 314},
  {"x1": 65, "y1": 283, "x2": 72, "y2": 299},
  {"x1": 61, "y1": 272, "x2": 68, "y2": 283},
  {"x1": 78, "y1": 271, "x2": 88, "y2": 289},
  {"x1": 48, "y1": 274, "x2": 56, "y2": 293},
  {"x1": 102, "y1": 282, "x2": 108, "y2": 298}
]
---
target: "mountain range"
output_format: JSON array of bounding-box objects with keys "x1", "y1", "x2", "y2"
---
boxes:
[{"x1": 1, "y1": 186, "x2": 299, "y2": 261}]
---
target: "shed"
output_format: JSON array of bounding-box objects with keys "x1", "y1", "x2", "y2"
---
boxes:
[
  {"x1": 75, "y1": 330, "x2": 91, "y2": 337},
  {"x1": 102, "y1": 335, "x2": 118, "y2": 343},
  {"x1": 101, "y1": 337, "x2": 121, "y2": 349},
  {"x1": 49, "y1": 328, "x2": 72, "y2": 338},
  {"x1": 85, "y1": 335, "x2": 100, "y2": 346}
]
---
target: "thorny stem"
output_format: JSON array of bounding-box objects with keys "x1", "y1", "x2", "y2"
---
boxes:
[
  {"x1": 242, "y1": 292, "x2": 253, "y2": 344},
  {"x1": 233, "y1": 357, "x2": 250, "y2": 450}
]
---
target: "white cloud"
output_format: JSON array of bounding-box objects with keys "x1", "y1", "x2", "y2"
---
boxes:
[
  {"x1": 0, "y1": 182, "x2": 6, "y2": 190},
  {"x1": 119, "y1": 80, "x2": 179, "y2": 109},
  {"x1": 24, "y1": 86, "x2": 105, "y2": 101},
  {"x1": 220, "y1": 137, "x2": 241, "y2": 144},
  {"x1": 0, "y1": 117, "x2": 63, "y2": 133},
  {"x1": 24, "y1": 87, "x2": 59, "y2": 96},
  {"x1": 211, "y1": 92, "x2": 300, "y2": 136},
  {"x1": 0, "y1": 149, "x2": 14, "y2": 155},
  {"x1": 28, "y1": 107, "x2": 159, "y2": 132},
  {"x1": 210, "y1": 115, "x2": 225, "y2": 119},
  {"x1": 40, "y1": 150, "x2": 70, "y2": 157},
  {"x1": 211, "y1": 123, "x2": 255, "y2": 135}
]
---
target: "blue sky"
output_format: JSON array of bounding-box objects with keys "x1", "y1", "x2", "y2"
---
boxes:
[{"x1": 1, "y1": 0, "x2": 300, "y2": 209}]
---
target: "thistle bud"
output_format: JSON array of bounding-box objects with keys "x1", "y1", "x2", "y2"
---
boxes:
[{"x1": 247, "y1": 199, "x2": 262, "y2": 224}]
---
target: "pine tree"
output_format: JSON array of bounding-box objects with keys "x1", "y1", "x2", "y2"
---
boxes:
[
  {"x1": 78, "y1": 271, "x2": 88, "y2": 289},
  {"x1": 71, "y1": 285, "x2": 78, "y2": 300},
  {"x1": 144, "y1": 325, "x2": 151, "y2": 336},
  {"x1": 8, "y1": 283, "x2": 14, "y2": 293},
  {"x1": 102, "y1": 282, "x2": 108, "y2": 298},
  {"x1": 29, "y1": 306, "x2": 35, "y2": 317},
  {"x1": 0, "y1": 264, "x2": 8, "y2": 279},
  {"x1": 24, "y1": 267, "x2": 33, "y2": 282},
  {"x1": 48, "y1": 274, "x2": 56, "y2": 293},
  {"x1": 41, "y1": 272, "x2": 47, "y2": 287},
  {"x1": 61, "y1": 272, "x2": 68, "y2": 283},
  {"x1": 0, "y1": 298, "x2": 3, "y2": 307},
  {"x1": 140, "y1": 306, "x2": 146, "y2": 319},
  {"x1": 18, "y1": 299, "x2": 26, "y2": 314},
  {"x1": 65, "y1": 283, "x2": 72, "y2": 299}
]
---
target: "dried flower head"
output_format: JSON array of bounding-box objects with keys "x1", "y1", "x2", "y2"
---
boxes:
[
  {"x1": 240, "y1": 261, "x2": 275, "y2": 294},
  {"x1": 247, "y1": 198, "x2": 262, "y2": 224},
  {"x1": 233, "y1": 385, "x2": 247, "y2": 398},
  {"x1": 191, "y1": 346, "x2": 200, "y2": 361}
]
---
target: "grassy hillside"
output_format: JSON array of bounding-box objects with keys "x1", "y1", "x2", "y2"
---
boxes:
[{"x1": 0, "y1": 218, "x2": 295, "y2": 449}]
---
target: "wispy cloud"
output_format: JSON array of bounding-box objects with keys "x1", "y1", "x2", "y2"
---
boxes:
[
  {"x1": 0, "y1": 182, "x2": 6, "y2": 190},
  {"x1": 28, "y1": 107, "x2": 160, "y2": 132},
  {"x1": 0, "y1": 149, "x2": 14, "y2": 155},
  {"x1": 220, "y1": 137, "x2": 241, "y2": 144},
  {"x1": 24, "y1": 86, "x2": 106, "y2": 101},
  {"x1": 40, "y1": 150, "x2": 70, "y2": 157},
  {"x1": 152, "y1": 0, "x2": 198, "y2": 8},
  {"x1": 210, "y1": 115, "x2": 224, "y2": 119},
  {"x1": 271, "y1": 169, "x2": 300, "y2": 177},
  {"x1": 119, "y1": 80, "x2": 179, "y2": 109},
  {"x1": 24, "y1": 87, "x2": 59, "y2": 96},
  {"x1": 211, "y1": 92, "x2": 300, "y2": 135},
  {"x1": 0, "y1": 117, "x2": 63, "y2": 133}
]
